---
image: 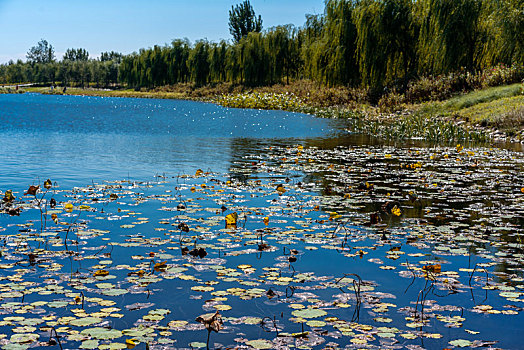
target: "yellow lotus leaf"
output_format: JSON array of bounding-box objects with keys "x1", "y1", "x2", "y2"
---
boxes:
[
  {"x1": 3, "y1": 190, "x2": 15, "y2": 202},
  {"x1": 93, "y1": 270, "x2": 109, "y2": 277},
  {"x1": 154, "y1": 261, "x2": 167, "y2": 270},
  {"x1": 125, "y1": 339, "x2": 137, "y2": 349},
  {"x1": 276, "y1": 184, "x2": 286, "y2": 194},
  {"x1": 391, "y1": 205, "x2": 402, "y2": 216},
  {"x1": 44, "y1": 179, "x2": 53, "y2": 189},
  {"x1": 225, "y1": 212, "x2": 238, "y2": 226},
  {"x1": 64, "y1": 203, "x2": 74, "y2": 213}
]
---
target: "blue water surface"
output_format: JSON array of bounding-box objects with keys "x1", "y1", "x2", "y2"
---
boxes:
[{"x1": 0, "y1": 93, "x2": 347, "y2": 189}]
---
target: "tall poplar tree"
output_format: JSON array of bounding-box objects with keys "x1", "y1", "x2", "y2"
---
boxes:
[{"x1": 229, "y1": 0, "x2": 263, "y2": 43}]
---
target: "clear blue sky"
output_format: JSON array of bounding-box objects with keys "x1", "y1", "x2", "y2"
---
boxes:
[{"x1": 0, "y1": 0, "x2": 325, "y2": 63}]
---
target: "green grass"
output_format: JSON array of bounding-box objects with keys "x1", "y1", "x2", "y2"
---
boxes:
[
  {"x1": 416, "y1": 83, "x2": 524, "y2": 140},
  {"x1": 442, "y1": 83, "x2": 523, "y2": 111},
  {"x1": 25, "y1": 86, "x2": 191, "y2": 100},
  {"x1": 458, "y1": 95, "x2": 524, "y2": 122}
]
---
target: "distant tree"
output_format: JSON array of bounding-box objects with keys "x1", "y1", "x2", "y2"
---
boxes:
[
  {"x1": 100, "y1": 51, "x2": 123, "y2": 63},
  {"x1": 188, "y1": 40, "x2": 211, "y2": 87},
  {"x1": 26, "y1": 39, "x2": 55, "y2": 64},
  {"x1": 63, "y1": 48, "x2": 89, "y2": 61},
  {"x1": 229, "y1": 0, "x2": 263, "y2": 42}
]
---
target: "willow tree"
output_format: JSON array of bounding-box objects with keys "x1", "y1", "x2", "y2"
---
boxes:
[
  {"x1": 263, "y1": 25, "x2": 300, "y2": 84},
  {"x1": 166, "y1": 39, "x2": 191, "y2": 84},
  {"x1": 225, "y1": 44, "x2": 243, "y2": 83},
  {"x1": 188, "y1": 40, "x2": 210, "y2": 87},
  {"x1": 300, "y1": 13, "x2": 325, "y2": 82},
  {"x1": 239, "y1": 32, "x2": 270, "y2": 86},
  {"x1": 354, "y1": 0, "x2": 415, "y2": 90},
  {"x1": 209, "y1": 41, "x2": 228, "y2": 83},
  {"x1": 417, "y1": 0, "x2": 482, "y2": 75},
  {"x1": 320, "y1": 0, "x2": 359, "y2": 86},
  {"x1": 478, "y1": 0, "x2": 524, "y2": 67}
]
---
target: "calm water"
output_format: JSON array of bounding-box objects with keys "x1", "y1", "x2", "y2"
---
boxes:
[
  {"x1": 0, "y1": 93, "x2": 347, "y2": 189},
  {"x1": 0, "y1": 93, "x2": 523, "y2": 350}
]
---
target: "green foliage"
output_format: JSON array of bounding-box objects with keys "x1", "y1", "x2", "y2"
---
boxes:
[
  {"x1": 417, "y1": 0, "x2": 482, "y2": 75},
  {"x1": 188, "y1": 41, "x2": 211, "y2": 87},
  {"x1": 229, "y1": 0, "x2": 263, "y2": 42},
  {"x1": 214, "y1": 92, "x2": 306, "y2": 111},
  {"x1": 100, "y1": 51, "x2": 123, "y2": 63},
  {"x1": 1, "y1": 0, "x2": 523, "y2": 96},
  {"x1": 26, "y1": 39, "x2": 55, "y2": 64},
  {"x1": 63, "y1": 48, "x2": 89, "y2": 61}
]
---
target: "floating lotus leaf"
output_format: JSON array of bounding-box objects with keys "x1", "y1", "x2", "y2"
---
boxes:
[
  {"x1": 142, "y1": 314, "x2": 164, "y2": 321},
  {"x1": 9, "y1": 333, "x2": 39, "y2": 343},
  {"x1": 449, "y1": 339, "x2": 473, "y2": 347},
  {"x1": 98, "y1": 344, "x2": 127, "y2": 350},
  {"x1": 96, "y1": 283, "x2": 114, "y2": 289},
  {"x1": 243, "y1": 317, "x2": 263, "y2": 325},
  {"x1": 69, "y1": 317, "x2": 103, "y2": 327},
  {"x1": 48, "y1": 301, "x2": 69, "y2": 308},
  {"x1": 499, "y1": 292, "x2": 520, "y2": 298},
  {"x1": 81, "y1": 327, "x2": 122, "y2": 340},
  {"x1": 1, "y1": 343, "x2": 30, "y2": 350},
  {"x1": 377, "y1": 332, "x2": 396, "y2": 338},
  {"x1": 291, "y1": 308, "x2": 327, "y2": 319},
  {"x1": 306, "y1": 320, "x2": 326, "y2": 327},
  {"x1": 246, "y1": 339, "x2": 273, "y2": 349},
  {"x1": 188, "y1": 342, "x2": 207, "y2": 348},
  {"x1": 101, "y1": 288, "x2": 128, "y2": 296},
  {"x1": 79, "y1": 339, "x2": 99, "y2": 349},
  {"x1": 167, "y1": 320, "x2": 188, "y2": 329}
]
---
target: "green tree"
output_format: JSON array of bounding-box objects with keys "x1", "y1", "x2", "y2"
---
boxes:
[
  {"x1": 321, "y1": 0, "x2": 359, "y2": 86},
  {"x1": 300, "y1": 14, "x2": 325, "y2": 82},
  {"x1": 63, "y1": 48, "x2": 89, "y2": 61},
  {"x1": 209, "y1": 41, "x2": 228, "y2": 82},
  {"x1": 188, "y1": 40, "x2": 211, "y2": 87},
  {"x1": 354, "y1": 0, "x2": 416, "y2": 90},
  {"x1": 229, "y1": 0, "x2": 263, "y2": 43},
  {"x1": 100, "y1": 51, "x2": 123, "y2": 63},
  {"x1": 478, "y1": 0, "x2": 524, "y2": 67},
  {"x1": 417, "y1": 0, "x2": 482, "y2": 75},
  {"x1": 26, "y1": 39, "x2": 55, "y2": 64}
]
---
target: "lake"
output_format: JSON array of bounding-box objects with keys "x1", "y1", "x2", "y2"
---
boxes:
[
  {"x1": 0, "y1": 93, "x2": 347, "y2": 189},
  {"x1": 0, "y1": 93, "x2": 523, "y2": 350}
]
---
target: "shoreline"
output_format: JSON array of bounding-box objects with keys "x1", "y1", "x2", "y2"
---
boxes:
[{"x1": 17, "y1": 84, "x2": 524, "y2": 145}]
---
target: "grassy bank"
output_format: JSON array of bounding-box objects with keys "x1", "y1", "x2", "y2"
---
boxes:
[
  {"x1": 24, "y1": 86, "x2": 191, "y2": 100},
  {"x1": 418, "y1": 83, "x2": 524, "y2": 141},
  {"x1": 0, "y1": 86, "x2": 25, "y2": 94}
]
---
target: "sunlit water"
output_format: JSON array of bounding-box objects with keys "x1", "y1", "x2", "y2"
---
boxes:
[{"x1": 0, "y1": 93, "x2": 347, "y2": 189}]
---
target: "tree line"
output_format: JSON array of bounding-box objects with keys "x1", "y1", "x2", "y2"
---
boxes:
[
  {"x1": 0, "y1": 40, "x2": 122, "y2": 88},
  {"x1": 1, "y1": 0, "x2": 522, "y2": 93}
]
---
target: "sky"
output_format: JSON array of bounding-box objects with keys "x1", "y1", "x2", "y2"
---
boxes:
[{"x1": 0, "y1": 0, "x2": 325, "y2": 63}]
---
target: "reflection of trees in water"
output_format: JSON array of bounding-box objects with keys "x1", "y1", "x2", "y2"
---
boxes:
[
  {"x1": 227, "y1": 138, "x2": 269, "y2": 182},
  {"x1": 227, "y1": 135, "x2": 524, "y2": 284},
  {"x1": 226, "y1": 137, "x2": 301, "y2": 182}
]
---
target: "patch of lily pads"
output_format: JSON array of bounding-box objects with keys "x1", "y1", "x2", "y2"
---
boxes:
[{"x1": 0, "y1": 142, "x2": 522, "y2": 349}]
